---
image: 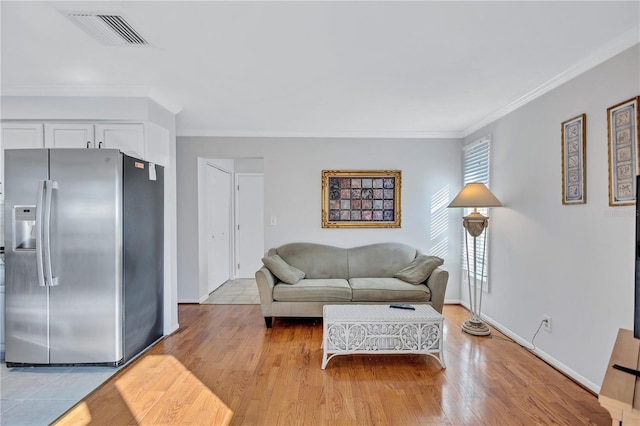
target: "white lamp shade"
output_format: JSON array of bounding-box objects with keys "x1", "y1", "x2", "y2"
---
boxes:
[{"x1": 448, "y1": 183, "x2": 503, "y2": 208}]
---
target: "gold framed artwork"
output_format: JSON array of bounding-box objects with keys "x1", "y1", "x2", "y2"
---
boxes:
[
  {"x1": 321, "y1": 170, "x2": 401, "y2": 228},
  {"x1": 607, "y1": 96, "x2": 640, "y2": 206},
  {"x1": 561, "y1": 114, "x2": 586, "y2": 204}
]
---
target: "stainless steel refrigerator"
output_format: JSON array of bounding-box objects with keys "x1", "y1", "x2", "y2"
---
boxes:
[{"x1": 4, "y1": 149, "x2": 164, "y2": 366}]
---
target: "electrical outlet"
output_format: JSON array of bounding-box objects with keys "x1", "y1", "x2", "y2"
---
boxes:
[{"x1": 543, "y1": 315, "x2": 552, "y2": 332}]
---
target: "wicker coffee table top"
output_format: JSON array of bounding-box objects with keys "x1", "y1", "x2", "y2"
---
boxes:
[{"x1": 323, "y1": 304, "x2": 442, "y2": 322}]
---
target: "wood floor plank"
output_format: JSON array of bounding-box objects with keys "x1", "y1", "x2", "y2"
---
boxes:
[{"x1": 53, "y1": 304, "x2": 610, "y2": 425}]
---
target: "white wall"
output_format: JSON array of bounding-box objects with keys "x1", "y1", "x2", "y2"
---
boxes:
[
  {"x1": 235, "y1": 158, "x2": 264, "y2": 173},
  {"x1": 176, "y1": 137, "x2": 463, "y2": 303},
  {"x1": 2, "y1": 96, "x2": 154, "y2": 121},
  {"x1": 465, "y1": 44, "x2": 640, "y2": 392}
]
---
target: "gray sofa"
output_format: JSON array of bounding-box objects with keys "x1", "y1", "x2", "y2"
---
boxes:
[{"x1": 255, "y1": 242, "x2": 449, "y2": 328}]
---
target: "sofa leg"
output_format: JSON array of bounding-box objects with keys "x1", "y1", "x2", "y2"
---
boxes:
[{"x1": 264, "y1": 317, "x2": 273, "y2": 328}]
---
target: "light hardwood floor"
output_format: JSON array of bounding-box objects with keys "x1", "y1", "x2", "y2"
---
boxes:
[{"x1": 54, "y1": 304, "x2": 611, "y2": 425}]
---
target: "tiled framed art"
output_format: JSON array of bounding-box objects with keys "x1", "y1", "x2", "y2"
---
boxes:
[
  {"x1": 561, "y1": 114, "x2": 586, "y2": 205},
  {"x1": 321, "y1": 170, "x2": 401, "y2": 228},
  {"x1": 607, "y1": 96, "x2": 639, "y2": 206}
]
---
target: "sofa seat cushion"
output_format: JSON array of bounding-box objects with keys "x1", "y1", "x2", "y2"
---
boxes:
[
  {"x1": 349, "y1": 278, "x2": 431, "y2": 302},
  {"x1": 273, "y1": 279, "x2": 352, "y2": 302}
]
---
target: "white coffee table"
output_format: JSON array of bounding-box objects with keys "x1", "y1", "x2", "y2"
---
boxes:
[{"x1": 322, "y1": 304, "x2": 446, "y2": 369}]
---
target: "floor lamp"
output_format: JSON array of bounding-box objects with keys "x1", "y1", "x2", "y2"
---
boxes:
[{"x1": 448, "y1": 183, "x2": 502, "y2": 336}]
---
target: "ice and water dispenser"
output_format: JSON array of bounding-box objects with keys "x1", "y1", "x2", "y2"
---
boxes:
[{"x1": 13, "y1": 206, "x2": 36, "y2": 251}]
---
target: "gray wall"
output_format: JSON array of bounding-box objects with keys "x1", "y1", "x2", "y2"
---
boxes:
[
  {"x1": 465, "y1": 44, "x2": 640, "y2": 392},
  {"x1": 177, "y1": 137, "x2": 463, "y2": 302}
]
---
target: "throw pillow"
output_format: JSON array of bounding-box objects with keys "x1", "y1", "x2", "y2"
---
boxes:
[
  {"x1": 262, "y1": 254, "x2": 305, "y2": 284},
  {"x1": 394, "y1": 255, "x2": 444, "y2": 284}
]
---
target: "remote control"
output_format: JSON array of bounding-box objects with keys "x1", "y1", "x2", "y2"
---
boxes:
[{"x1": 389, "y1": 304, "x2": 415, "y2": 310}]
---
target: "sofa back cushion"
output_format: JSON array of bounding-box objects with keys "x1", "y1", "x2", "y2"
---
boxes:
[
  {"x1": 261, "y1": 254, "x2": 306, "y2": 284},
  {"x1": 274, "y1": 243, "x2": 349, "y2": 279},
  {"x1": 394, "y1": 255, "x2": 444, "y2": 284},
  {"x1": 348, "y1": 243, "x2": 417, "y2": 278}
]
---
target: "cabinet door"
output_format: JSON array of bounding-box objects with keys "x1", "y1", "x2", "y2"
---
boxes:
[
  {"x1": 96, "y1": 124, "x2": 145, "y2": 159},
  {"x1": 1, "y1": 123, "x2": 44, "y2": 149},
  {"x1": 145, "y1": 122, "x2": 170, "y2": 166},
  {"x1": 1, "y1": 123, "x2": 44, "y2": 199},
  {"x1": 45, "y1": 123, "x2": 95, "y2": 148}
]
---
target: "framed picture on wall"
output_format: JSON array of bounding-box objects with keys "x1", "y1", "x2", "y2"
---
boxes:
[
  {"x1": 321, "y1": 170, "x2": 401, "y2": 228},
  {"x1": 607, "y1": 96, "x2": 640, "y2": 206},
  {"x1": 561, "y1": 114, "x2": 586, "y2": 205}
]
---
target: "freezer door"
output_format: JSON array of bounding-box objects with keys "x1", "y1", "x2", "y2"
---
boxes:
[
  {"x1": 48, "y1": 149, "x2": 123, "y2": 364},
  {"x1": 122, "y1": 156, "x2": 164, "y2": 362},
  {"x1": 4, "y1": 149, "x2": 50, "y2": 364}
]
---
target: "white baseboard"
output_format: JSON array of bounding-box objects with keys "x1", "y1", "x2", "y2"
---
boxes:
[
  {"x1": 165, "y1": 323, "x2": 180, "y2": 336},
  {"x1": 448, "y1": 301, "x2": 601, "y2": 394},
  {"x1": 178, "y1": 298, "x2": 204, "y2": 304},
  {"x1": 479, "y1": 311, "x2": 600, "y2": 394}
]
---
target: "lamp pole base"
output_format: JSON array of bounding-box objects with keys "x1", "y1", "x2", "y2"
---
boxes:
[{"x1": 462, "y1": 319, "x2": 491, "y2": 336}]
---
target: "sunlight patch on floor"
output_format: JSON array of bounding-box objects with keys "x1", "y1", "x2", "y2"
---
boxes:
[
  {"x1": 55, "y1": 402, "x2": 93, "y2": 425},
  {"x1": 55, "y1": 355, "x2": 233, "y2": 425}
]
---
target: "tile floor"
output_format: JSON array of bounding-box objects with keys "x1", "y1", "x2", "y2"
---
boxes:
[
  {"x1": 0, "y1": 363, "x2": 119, "y2": 425},
  {"x1": 201, "y1": 278, "x2": 260, "y2": 304}
]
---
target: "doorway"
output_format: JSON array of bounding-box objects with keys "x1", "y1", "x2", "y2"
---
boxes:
[
  {"x1": 197, "y1": 158, "x2": 264, "y2": 302},
  {"x1": 235, "y1": 173, "x2": 264, "y2": 278},
  {"x1": 205, "y1": 162, "x2": 232, "y2": 293}
]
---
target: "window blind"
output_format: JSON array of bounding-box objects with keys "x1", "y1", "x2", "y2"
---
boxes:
[{"x1": 461, "y1": 136, "x2": 491, "y2": 282}]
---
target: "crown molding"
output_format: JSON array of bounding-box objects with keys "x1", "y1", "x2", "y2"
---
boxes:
[
  {"x1": 463, "y1": 25, "x2": 640, "y2": 138},
  {"x1": 176, "y1": 129, "x2": 464, "y2": 139}
]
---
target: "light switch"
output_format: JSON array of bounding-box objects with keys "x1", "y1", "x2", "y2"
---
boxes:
[{"x1": 270, "y1": 216, "x2": 277, "y2": 226}]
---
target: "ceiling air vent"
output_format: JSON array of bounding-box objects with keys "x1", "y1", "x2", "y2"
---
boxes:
[{"x1": 66, "y1": 13, "x2": 149, "y2": 46}]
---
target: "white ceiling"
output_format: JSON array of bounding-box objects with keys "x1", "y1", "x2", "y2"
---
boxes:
[{"x1": 1, "y1": 1, "x2": 639, "y2": 138}]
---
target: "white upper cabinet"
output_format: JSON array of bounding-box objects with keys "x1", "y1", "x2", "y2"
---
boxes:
[
  {"x1": 2, "y1": 123, "x2": 44, "y2": 149},
  {"x1": 1, "y1": 123, "x2": 45, "y2": 199},
  {"x1": 45, "y1": 123, "x2": 145, "y2": 159},
  {"x1": 144, "y1": 122, "x2": 170, "y2": 167},
  {"x1": 2, "y1": 121, "x2": 167, "y2": 170},
  {"x1": 45, "y1": 123, "x2": 95, "y2": 148},
  {"x1": 95, "y1": 123, "x2": 145, "y2": 158}
]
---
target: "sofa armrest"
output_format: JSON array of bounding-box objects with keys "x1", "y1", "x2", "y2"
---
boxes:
[
  {"x1": 255, "y1": 266, "x2": 277, "y2": 317},
  {"x1": 426, "y1": 268, "x2": 448, "y2": 314}
]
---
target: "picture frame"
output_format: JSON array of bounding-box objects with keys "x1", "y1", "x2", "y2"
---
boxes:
[
  {"x1": 561, "y1": 114, "x2": 586, "y2": 205},
  {"x1": 608, "y1": 96, "x2": 640, "y2": 206},
  {"x1": 321, "y1": 170, "x2": 401, "y2": 228}
]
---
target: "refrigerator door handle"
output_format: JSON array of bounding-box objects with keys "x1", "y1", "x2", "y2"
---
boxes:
[
  {"x1": 43, "y1": 180, "x2": 59, "y2": 286},
  {"x1": 36, "y1": 180, "x2": 46, "y2": 287}
]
